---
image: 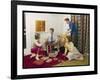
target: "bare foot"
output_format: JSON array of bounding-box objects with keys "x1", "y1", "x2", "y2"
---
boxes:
[
  {"x1": 53, "y1": 58, "x2": 58, "y2": 61},
  {"x1": 41, "y1": 57, "x2": 49, "y2": 61},
  {"x1": 30, "y1": 53, "x2": 36, "y2": 58},
  {"x1": 36, "y1": 56, "x2": 40, "y2": 60},
  {"x1": 46, "y1": 58, "x2": 52, "y2": 63}
]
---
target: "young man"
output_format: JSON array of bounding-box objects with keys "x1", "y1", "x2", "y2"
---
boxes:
[
  {"x1": 64, "y1": 18, "x2": 78, "y2": 47},
  {"x1": 46, "y1": 28, "x2": 57, "y2": 54},
  {"x1": 47, "y1": 28, "x2": 56, "y2": 43}
]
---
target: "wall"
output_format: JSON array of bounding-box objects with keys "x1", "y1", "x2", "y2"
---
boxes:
[{"x1": 24, "y1": 12, "x2": 71, "y2": 55}]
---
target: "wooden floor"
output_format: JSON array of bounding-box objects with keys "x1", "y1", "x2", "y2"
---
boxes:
[{"x1": 54, "y1": 54, "x2": 89, "y2": 67}]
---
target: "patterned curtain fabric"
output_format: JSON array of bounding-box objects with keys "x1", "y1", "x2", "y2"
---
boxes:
[{"x1": 71, "y1": 15, "x2": 90, "y2": 54}]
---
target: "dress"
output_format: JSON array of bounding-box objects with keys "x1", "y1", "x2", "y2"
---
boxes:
[
  {"x1": 65, "y1": 42, "x2": 83, "y2": 60},
  {"x1": 31, "y1": 40, "x2": 46, "y2": 55}
]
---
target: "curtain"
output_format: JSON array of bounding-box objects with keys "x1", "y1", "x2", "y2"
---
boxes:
[{"x1": 71, "y1": 15, "x2": 90, "y2": 54}]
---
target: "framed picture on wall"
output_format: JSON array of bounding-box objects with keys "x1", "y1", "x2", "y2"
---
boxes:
[{"x1": 11, "y1": 0, "x2": 97, "y2": 79}]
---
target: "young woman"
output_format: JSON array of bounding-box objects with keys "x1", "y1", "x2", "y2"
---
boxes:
[{"x1": 64, "y1": 37, "x2": 84, "y2": 61}]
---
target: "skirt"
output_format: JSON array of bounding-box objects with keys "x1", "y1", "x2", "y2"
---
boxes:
[{"x1": 31, "y1": 47, "x2": 46, "y2": 56}]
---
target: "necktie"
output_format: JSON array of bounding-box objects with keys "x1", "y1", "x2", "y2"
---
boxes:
[{"x1": 51, "y1": 33, "x2": 53, "y2": 42}]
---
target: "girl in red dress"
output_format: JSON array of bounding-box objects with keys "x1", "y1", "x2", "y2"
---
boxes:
[{"x1": 30, "y1": 33, "x2": 45, "y2": 60}]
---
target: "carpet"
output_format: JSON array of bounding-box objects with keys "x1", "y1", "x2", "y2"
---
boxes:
[{"x1": 23, "y1": 54, "x2": 68, "y2": 69}]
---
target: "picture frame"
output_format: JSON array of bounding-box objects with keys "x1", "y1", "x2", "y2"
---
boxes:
[{"x1": 11, "y1": 0, "x2": 98, "y2": 79}]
